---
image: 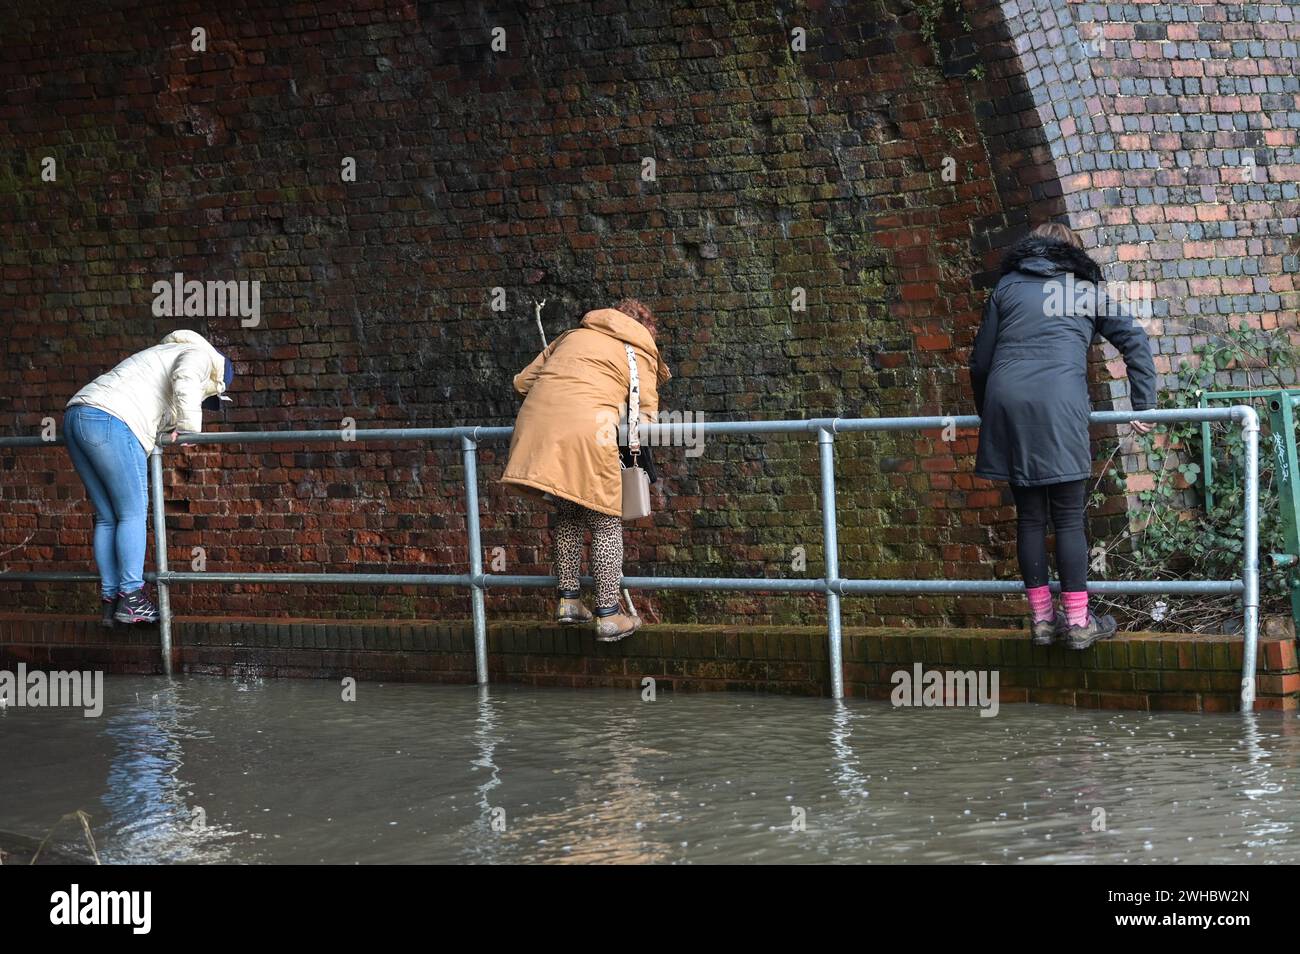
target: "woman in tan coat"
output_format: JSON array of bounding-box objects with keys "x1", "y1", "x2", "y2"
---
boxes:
[{"x1": 503, "y1": 299, "x2": 670, "y2": 642}]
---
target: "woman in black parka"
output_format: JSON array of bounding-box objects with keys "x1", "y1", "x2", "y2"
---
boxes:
[{"x1": 970, "y1": 223, "x2": 1157, "y2": 649}]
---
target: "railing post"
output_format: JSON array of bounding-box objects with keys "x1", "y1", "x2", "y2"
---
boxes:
[
  {"x1": 1266, "y1": 394, "x2": 1300, "y2": 632},
  {"x1": 1240, "y1": 406, "x2": 1260, "y2": 711},
  {"x1": 461, "y1": 434, "x2": 489, "y2": 685},
  {"x1": 817, "y1": 425, "x2": 844, "y2": 699},
  {"x1": 149, "y1": 445, "x2": 173, "y2": 676}
]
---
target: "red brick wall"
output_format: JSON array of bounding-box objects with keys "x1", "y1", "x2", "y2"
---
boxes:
[
  {"x1": 2, "y1": 614, "x2": 1295, "y2": 712},
  {"x1": 0, "y1": 0, "x2": 1292, "y2": 628}
]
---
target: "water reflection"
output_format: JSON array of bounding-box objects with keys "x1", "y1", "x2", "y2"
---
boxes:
[
  {"x1": 99, "y1": 679, "x2": 243, "y2": 863},
  {"x1": 827, "y1": 700, "x2": 870, "y2": 803},
  {"x1": 4, "y1": 676, "x2": 1298, "y2": 864}
]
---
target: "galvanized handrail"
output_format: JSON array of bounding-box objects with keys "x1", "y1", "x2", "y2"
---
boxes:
[{"x1": 0, "y1": 407, "x2": 1261, "y2": 707}]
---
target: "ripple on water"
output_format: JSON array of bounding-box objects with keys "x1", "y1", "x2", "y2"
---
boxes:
[{"x1": 0, "y1": 677, "x2": 1296, "y2": 864}]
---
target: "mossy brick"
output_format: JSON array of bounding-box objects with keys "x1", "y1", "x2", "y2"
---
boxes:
[
  {"x1": 1210, "y1": 670, "x2": 1246, "y2": 693},
  {"x1": 1149, "y1": 693, "x2": 1203, "y2": 713},
  {"x1": 1134, "y1": 669, "x2": 1162, "y2": 692},
  {"x1": 1193, "y1": 640, "x2": 1218, "y2": 671},
  {"x1": 1162, "y1": 670, "x2": 1211, "y2": 692},
  {"x1": 845, "y1": 633, "x2": 862, "y2": 659},
  {"x1": 1029, "y1": 688, "x2": 1077, "y2": 706},
  {"x1": 541, "y1": 653, "x2": 583, "y2": 675},
  {"x1": 1085, "y1": 669, "x2": 1135, "y2": 692},
  {"x1": 587, "y1": 656, "x2": 627, "y2": 676},
  {"x1": 1202, "y1": 694, "x2": 1239, "y2": 713},
  {"x1": 998, "y1": 668, "x2": 1036, "y2": 689},
  {"x1": 1158, "y1": 638, "x2": 1184, "y2": 669},
  {"x1": 1096, "y1": 692, "x2": 1150, "y2": 711},
  {"x1": 1015, "y1": 639, "x2": 1037, "y2": 667},
  {"x1": 1039, "y1": 668, "x2": 1086, "y2": 689}
]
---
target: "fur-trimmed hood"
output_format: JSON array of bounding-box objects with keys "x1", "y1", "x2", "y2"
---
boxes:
[{"x1": 1000, "y1": 236, "x2": 1102, "y2": 283}]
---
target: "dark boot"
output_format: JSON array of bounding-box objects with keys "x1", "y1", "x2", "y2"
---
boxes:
[
  {"x1": 114, "y1": 589, "x2": 159, "y2": 625},
  {"x1": 1064, "y1": 612, "x2": 1117, "y2": 650},
  {"x1": 100, "y1": 598, "x2": 118, "y2": 630},
  {"x1": 1030, "y1": 611, "x2": 1066, "y2": 646}
]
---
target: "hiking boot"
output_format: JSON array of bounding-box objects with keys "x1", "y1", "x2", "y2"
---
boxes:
[
  {"x1": 100, "y1": 598, "x2": 118, "y2": 630},
  {"x1": 594, "y1": 608, "x2": 642, "y2": 642},
  {"x1": 556, "y1": 594, "x2": 593, "y2": 625},
  {"x1": 114, "y1": 589, "x2": 159, "y2": 625},
  {"x1": 1030, "y1": 611, "x2": 1066, "y2": 647},
  {"x1": 1064, "y1": 611, "x2": 1117, "y2": 650}
]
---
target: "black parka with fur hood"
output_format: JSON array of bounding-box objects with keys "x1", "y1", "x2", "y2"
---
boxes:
[{"x1": 970, "y1": 236, "x2": 1157, "y2": 486}]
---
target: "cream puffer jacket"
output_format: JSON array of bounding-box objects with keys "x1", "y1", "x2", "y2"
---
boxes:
[{"x1": 66, "y1": 330, "x2": 228, "y2": 454}]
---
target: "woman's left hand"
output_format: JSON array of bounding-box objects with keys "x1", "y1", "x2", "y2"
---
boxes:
[{"x1": 1129, "y1": 420, "x2": 1154, "y2": 435}]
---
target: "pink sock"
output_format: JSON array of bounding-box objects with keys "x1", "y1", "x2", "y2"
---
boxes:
[
  {"x1": 1062, "y1": 591, "x2": 1089, "y2": 627},
  {"x1": 1026, "y1": 585, "x2": 1054, "y2": 624}
]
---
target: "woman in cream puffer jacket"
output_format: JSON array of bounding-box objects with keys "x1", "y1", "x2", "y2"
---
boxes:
[{"x1": 64, "y1": 330, "x2": 233, "y2": 627}]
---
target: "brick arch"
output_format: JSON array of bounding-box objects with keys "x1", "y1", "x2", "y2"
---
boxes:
[{"x1": 0, "y1": 0, "x2": 1293, "y2": 630}]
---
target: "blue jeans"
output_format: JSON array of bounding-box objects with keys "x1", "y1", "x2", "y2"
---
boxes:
[{"x1": 63, "y1": 404, "x2": 149, "y2": 600}]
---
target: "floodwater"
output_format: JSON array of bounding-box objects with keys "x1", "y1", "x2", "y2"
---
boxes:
[{"x1": 2, "y1": 676, "x2": 1298, "y2": 864}]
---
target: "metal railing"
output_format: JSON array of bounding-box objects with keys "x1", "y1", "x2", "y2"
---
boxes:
[{"x1": 0, "y1": 406, "x2": 1262, "y2": 707}]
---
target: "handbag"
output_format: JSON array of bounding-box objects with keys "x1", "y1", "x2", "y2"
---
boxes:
[{"x1": 621, "y1": 343, "x2": 653, "y2": 521}]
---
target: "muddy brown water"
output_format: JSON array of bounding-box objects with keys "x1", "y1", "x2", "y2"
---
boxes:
[{"x1": 1, "y1": 676, "x2": 1297, "y2": 864}]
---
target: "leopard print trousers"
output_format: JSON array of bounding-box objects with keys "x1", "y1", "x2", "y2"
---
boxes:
[{"x1": 554, "y1": 498, "x2": 623, "y2": 610}]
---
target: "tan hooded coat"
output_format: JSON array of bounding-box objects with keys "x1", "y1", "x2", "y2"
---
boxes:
[{"x1": 502, "y1": 309, "x2": 671, "y2": 516}]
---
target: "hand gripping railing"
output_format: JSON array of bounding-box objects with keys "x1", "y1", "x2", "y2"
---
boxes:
[{"x1": 0, "y1": 406, "x2": 1262, "y2": 708}]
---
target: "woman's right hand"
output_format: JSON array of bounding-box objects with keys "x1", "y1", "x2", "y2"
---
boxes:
[{"x1": 1129, "y1": 420, "x2": 1154, "y2": 435}]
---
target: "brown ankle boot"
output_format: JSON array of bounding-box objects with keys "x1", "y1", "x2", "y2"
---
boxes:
[
  {"x1": 556, "y1": 592, "x2": 593, "y2": 625},
  {"x1": 594, "y1": 608, "x2": 642, "y2": 642}
]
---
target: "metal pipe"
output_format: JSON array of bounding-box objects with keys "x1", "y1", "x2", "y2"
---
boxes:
[
  {"x1": 148, "y1": 447, "x2": 173, "y2": 677},
  {"x1": 0, "y1": 407, "x2": 1266, "y2": 708},
  {"x1": 0, "y1": 572, "x2": 104, "y2": 583},
  {"x1": 462, "y1": 436, "x2": 489, "y2": 686},
  {"x1": 0, "y1": 406, "x2": 1251, "y2": 450},
  {"x1": 161, "y1": 425, "x2": 517, "y2": 446},
  {"x1": 478, "y1": 574, "x2": 825, "y2": 593},
  {"x1": 834, "y1": 579, "x2": 1243, "y2": 596},
  {"x1": 817, "y1": 427, "x2": 844, "y2": 700},
  {"x1": 1238, "y1": 405, "x2": 1261, "y2": 711},
  {"x1": 0, "y1": 436, "x2": 67, "y2": 447},
  {"x1": 159, "y1": 571, "x2": 473, "y2": 586},
  {"x1": 0, "y1": 570, "x2": 1237, "y2": 596}
]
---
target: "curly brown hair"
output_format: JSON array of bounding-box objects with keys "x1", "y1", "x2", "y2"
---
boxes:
[{"x1": 614, "y1": 297, "x2": 656, "y2": 337}]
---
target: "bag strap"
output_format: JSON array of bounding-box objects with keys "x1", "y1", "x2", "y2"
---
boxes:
[{"x1": 624, "y1": 343, "x2": 641, "y2": 460}]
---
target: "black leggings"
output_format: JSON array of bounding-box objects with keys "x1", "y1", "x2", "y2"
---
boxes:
[{"x1": 1009, "y1": 479, "x2": 1089, "y2": 593}]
